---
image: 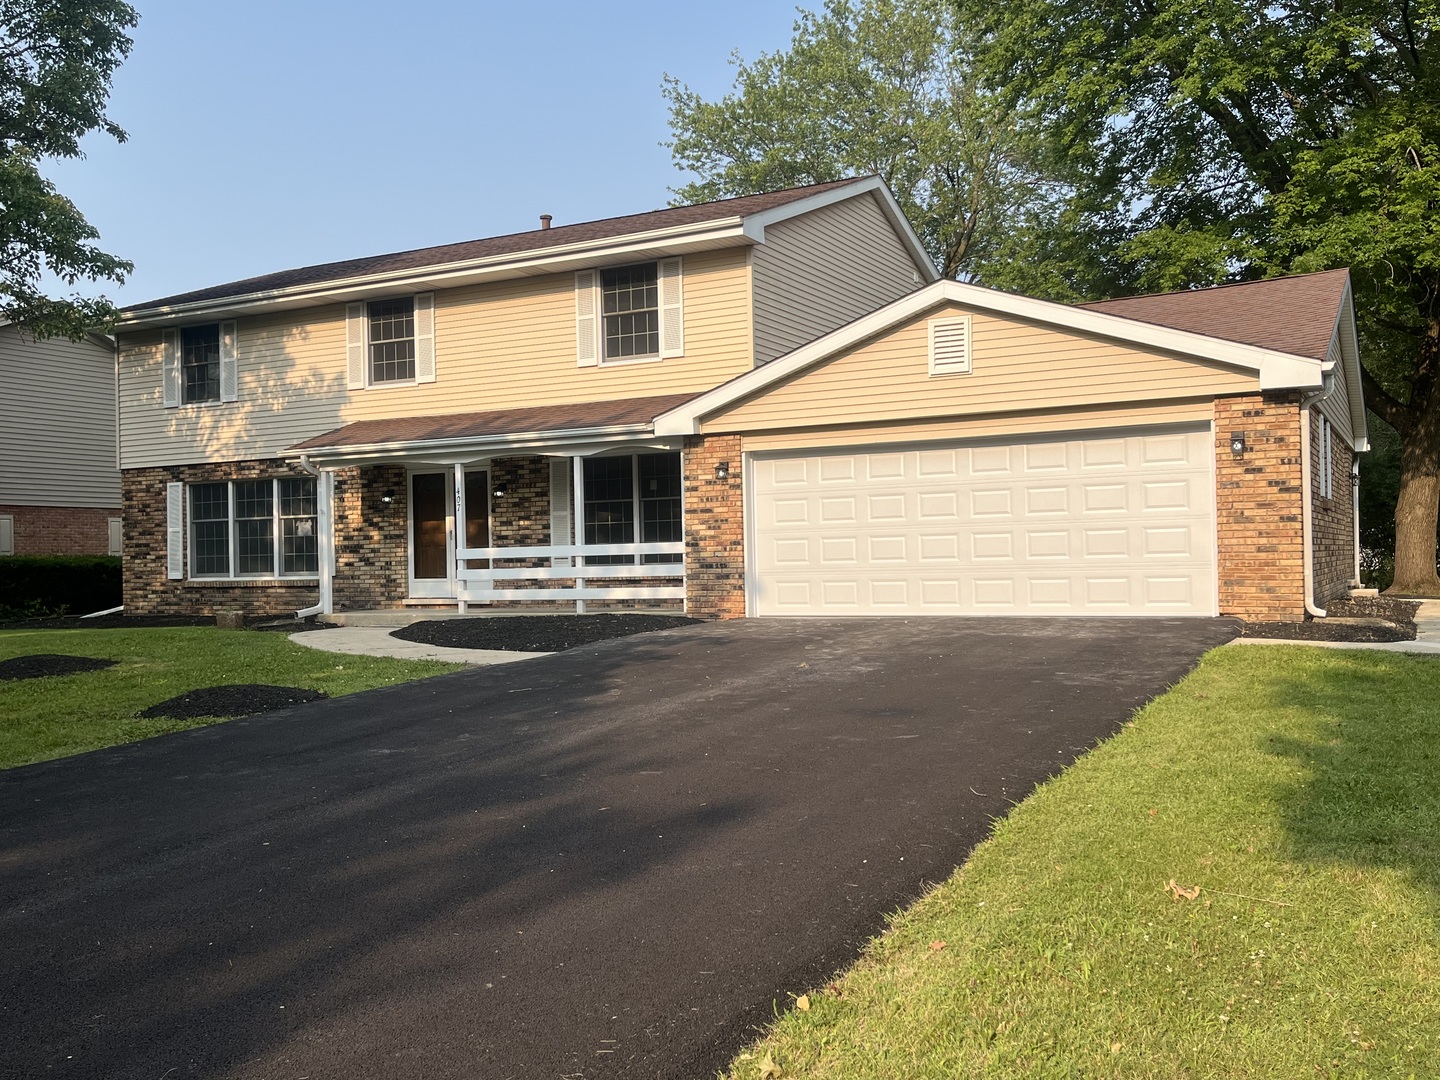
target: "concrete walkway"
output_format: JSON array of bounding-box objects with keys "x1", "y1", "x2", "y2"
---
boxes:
[
  {"x1": 1229, "y1": 598, "x2": 1440, "y2": 654},
  {"x1": 289, "y1": 625, "x2": 549, "y2": 665}
]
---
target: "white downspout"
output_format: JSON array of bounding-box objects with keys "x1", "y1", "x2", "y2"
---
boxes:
[
  {"x1": 1352, "y1": 458, "x2": 1363, "y2": 587},
  {"x1": 1299, "y1": 377, "x2": 1336, "y2": 618},
  {"x1": 294, "y1": 455, "x2": 333, "y2": 619}
]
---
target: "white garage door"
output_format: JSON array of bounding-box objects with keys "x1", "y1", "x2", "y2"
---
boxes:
[{"x1": 750, "y1": 427, "x2": 1215, "y2": 616}]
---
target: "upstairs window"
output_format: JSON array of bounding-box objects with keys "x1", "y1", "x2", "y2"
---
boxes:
[
  {"x1": 601, "y1": 263, "x2": 660, "y2": 360},
  {"x1": 368, "y1": 298, "x2": 416, "y2": 383},
  {"x1": 182, "y1": 324, "x2": 220, "y2": 403}
]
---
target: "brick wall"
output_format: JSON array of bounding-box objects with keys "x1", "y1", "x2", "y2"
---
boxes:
[
  {"x1": 0, "y1": 504, "x2": 119, "y2": 556},
  {"x1": 122, "y1": 461, "x2": 319, "y2": 616},
  {"x1": 682, "y1": 434, "x2": 745, "y2": 619},
  {"x1": 1311, "y1": 415, "x2": 1357, "y2": 604},
  {"x1": 332, "y1": 465, "x2": 408, "y2": 611},
  {"x1": 1214, "y1": 393, "x2": 1307, "y2": 621}
]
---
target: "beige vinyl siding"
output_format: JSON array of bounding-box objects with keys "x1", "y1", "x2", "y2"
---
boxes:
[
  {"x1": 117, "y1": 247, "x2": 753, "y2": 469},
  {"x1": 1317, "y1": 333, "x2": 1355, "y2": 447},
  {"x1": 704, "y1": 302, "x2": 1261, "y2": 435},
  {"x1": 0, "y1": 325, "x2": 120, "y2": 506},
  {"x1": 751, "y1": 192, "x2": 923, "y2": 365},
  {"x1": 741, "y1": 400, "x2": 1216, "y2": 454}
]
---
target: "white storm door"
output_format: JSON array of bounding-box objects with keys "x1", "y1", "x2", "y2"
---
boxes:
[{"x1": 750, "y1": 427, "x2": 1216, "y2": 616}]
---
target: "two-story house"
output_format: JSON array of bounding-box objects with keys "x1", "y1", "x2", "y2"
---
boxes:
[
  {"x1": 115, "y1": 177, "x2": 1365, "y2": 624},
  {"x1": 1, "y1": 322, "x2": 122, "y2": 557}
]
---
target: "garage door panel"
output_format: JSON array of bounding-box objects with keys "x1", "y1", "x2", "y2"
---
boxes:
[{"x1": 751, "y1": 428, "x2": 1215, "y2": 616}]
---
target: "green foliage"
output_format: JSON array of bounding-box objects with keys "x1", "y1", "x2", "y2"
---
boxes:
[
  {"x1": 0, "y1": 554, "x2": 121, "y2": 619},
  {"x1": 727, "y1": 646, "x2": 1440, "y2": 1077},
  {"x1": 0, "y1": 0, "x2": 138, "y2": 339},
  {"x1": 663, "y1": 0, "x2": 1061, "y2": 283}
]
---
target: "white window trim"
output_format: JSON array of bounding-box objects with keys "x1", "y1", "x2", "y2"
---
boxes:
[{"x1": 187, "y1": 477, "x2": 320, "y2": 582}]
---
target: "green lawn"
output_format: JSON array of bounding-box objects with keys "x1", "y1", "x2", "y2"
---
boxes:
[
  {"x1": 0, "y1": 628, "x2": 462, "y2": 769},
  {"x1": 728, "y1": 645, "x2": 1440, "y2": 1079}
]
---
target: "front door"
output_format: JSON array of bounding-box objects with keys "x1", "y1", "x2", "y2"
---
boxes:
[{"x1": 409, "y1": 472, "x2": 453, "y2": 598}]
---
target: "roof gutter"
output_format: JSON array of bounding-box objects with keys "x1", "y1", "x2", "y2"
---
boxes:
[{"x1": 285, "y1": 420, "x2": 666, "y2": 467}]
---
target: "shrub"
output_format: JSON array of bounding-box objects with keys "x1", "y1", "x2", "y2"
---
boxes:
[{"x1": 0, "y1": 556, "x2": 122, "y2": 619}]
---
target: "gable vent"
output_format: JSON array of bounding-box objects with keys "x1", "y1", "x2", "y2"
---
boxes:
[{"x1": 929, "y1": 316, "x2": 972, "y2": 376}]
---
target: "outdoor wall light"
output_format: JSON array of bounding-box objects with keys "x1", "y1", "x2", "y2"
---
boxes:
[
  {"x1": 714, "y1": 461, "x2": 730, "y2": 481},
  {"x1": 492, "y1": 483, "x2": 508, "y2": 499},
  {"x1": 1230, "y1": 433, "x2": 1247, "y2": 455},
  {"x1": 380, "y1": 489, "x2": 396, "y2": 505}
]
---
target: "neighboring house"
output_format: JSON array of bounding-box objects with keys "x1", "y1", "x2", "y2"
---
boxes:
[
  {"x1": 113, "y1": 176, "x2": 1363, "y2": 624},
  {"x1": 0, "y1": 322, "x2": 122, "y2": 557}
]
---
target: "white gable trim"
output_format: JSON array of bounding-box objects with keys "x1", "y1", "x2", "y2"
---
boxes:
[
  {"x1": 1330, "y1": 277, "x2": 1369, "y2": 451},
  {"x1": 654, "y1": 279, "x2": 1332, "y2": 436}
]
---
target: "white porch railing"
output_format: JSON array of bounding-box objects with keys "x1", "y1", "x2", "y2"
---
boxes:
[{"x1": 455, "y1": 541, "x2": 685, "y2": 607}]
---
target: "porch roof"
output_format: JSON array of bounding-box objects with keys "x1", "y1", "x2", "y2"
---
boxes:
[{"x1": 286, "y1": 393, "x2": 700, "y2": 463}]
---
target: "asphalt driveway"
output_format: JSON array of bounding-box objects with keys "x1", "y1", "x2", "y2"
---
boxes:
[{"x1": 0, "y1": 617, "x2": 1236, "y2": 1079}]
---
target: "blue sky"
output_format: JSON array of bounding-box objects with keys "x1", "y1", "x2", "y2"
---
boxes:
[{"x1": 46, "y1": 0, "x2": 804, "y2": 305}]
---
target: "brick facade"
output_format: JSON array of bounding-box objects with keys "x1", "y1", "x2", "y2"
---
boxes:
[
  {"x1": 122, "y1": 460, "x2": 320, "y2": 616},
  {"x1": 1311, "y1": 418, "x2": 1357, "y2": 604},
  {"x1": 682, "y1": 434, "x2": 745, "y2": 618},
  {"x1": 0, "y1": 504, "x2": 119, "y2": 556},
  {"x1": 1214, "y1": 393, "x2": 1307, "y2": 621},
  {"x1": 331, "y1": 464, "x2": 408, "y2": 611}
]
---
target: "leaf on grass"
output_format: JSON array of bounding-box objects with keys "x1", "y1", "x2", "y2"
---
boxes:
[
  {"x1": 795, "y1": 994, "x2": 810, "y2": 1012},
  {"x1": 1165, "y1": 878, "x2": 1201, "y2": 901},
  {"x1": 929, "y1": 940, "x2": 947, "y2": 951},
  {"x1": 1111, "y1": 1042, "x2": 1123, "y2": 1054},
  {"x1": 758, "y1": 1051, "x2": 783, "y2": 1078}
]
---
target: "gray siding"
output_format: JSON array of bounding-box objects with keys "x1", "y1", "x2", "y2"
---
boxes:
[
  {"x1": 751, "y1": 192, "x2": 926, "y2": 365},
  {"x1": 0, "y1": 325, "x2": 120, "y2": 506}
]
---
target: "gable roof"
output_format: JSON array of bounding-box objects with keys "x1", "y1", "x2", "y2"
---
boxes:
[
  {"x1": 120, "y1": 177, "x2": 936, "y2": 325},
  {"x1": 655, "y1": 274, "x2": 1350, "y2": 438},
  {"x1": 1079, "y1": 269, "x2": 1351, "y2": 362}
]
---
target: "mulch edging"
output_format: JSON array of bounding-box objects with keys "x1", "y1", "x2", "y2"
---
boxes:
[
  {"x1": 0, "y1": 654, "x2": 119, "y2": 682},
  {"x1": 139, "y1": 684, "x2": 329, "y2": 721},
  {"x1": 390, "y1": 613, "x2": 700, "y2": 653},
  {"x1": 1241, "y1": 595, "x2": 1421, "y2": 642}
]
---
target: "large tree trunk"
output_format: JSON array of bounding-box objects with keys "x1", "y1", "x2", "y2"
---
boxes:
[{"x1": 1389, "y1": 394, "x2": 1440, "y2": 596}]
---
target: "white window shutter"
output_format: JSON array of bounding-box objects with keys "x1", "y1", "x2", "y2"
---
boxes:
[
  {"x1": 108, "y1": 517, "x2": 123, "y2": 556},
  {"x1": 0, "y1": 515, "x2": 13, "y2": 556},
  {"x1": 659, "y1": 257, "x2": 684, "y2": 358},
  {"x1": 345, "y1": 302, "x2": 367, "y2": 389},
  {"x1": 575, "y1": 270, "x2": 599, "y2": 367},
  {"x1": 219, "y1": 320, "x2": 239, "y2": 402},
  {"x1": 166, "y1": 482, "x2": 184, "y2": 579},
  {"x1": 162, "y1": 329, "x2": 181, "y2": 407},
  {"x1": 414, "y1": 293, "x2": 436, "y2": 383},
  {"x1": 929, "y1": 316, "x2": 972, "y2": 375},
  {"x1": 550, "y1": 459, "x2": 572, "y2": 567}
]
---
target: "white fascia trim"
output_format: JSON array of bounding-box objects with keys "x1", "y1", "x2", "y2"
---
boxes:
[
  {"x1": 287, "y1": 421, "x2": 663, "y2": 468},
  {"x1": 1333, "y1": 278, "x2": 1370, "y2": 451},
  {"x1": 740, "y1": 177, "x2": 940, "y2": 283},
  {"x1": 655, "y1": 279, "x2": 1329, "y2": 436},
  {"x1": 119, "y1": 219, "x2": 752, "y2": 328}
]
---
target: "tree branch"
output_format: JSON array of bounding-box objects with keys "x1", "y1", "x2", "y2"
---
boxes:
[{"x1": 1362, "y1": 364, "x2": 1413, "y2": 433}]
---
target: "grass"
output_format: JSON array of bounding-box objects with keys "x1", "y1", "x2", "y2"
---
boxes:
[
  {"x1": 0, "y1": 627, "x2": 462, "y2": 770},
  {"x1": 726, "y1": 645, "x2": 1440, "y2": 1079}
]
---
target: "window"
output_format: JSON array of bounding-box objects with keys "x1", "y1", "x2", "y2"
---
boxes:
[
  {"x1": 182, "y1": 324, "x2": 220, "y2": 403},
  {"x1": 369, "y1": 298, "x2": 416, "y2": 383},
  {"x1": 582, "y1": 453, "x2": 682, "y2": 565},
  {"x1": 601, "y1": 263, "x2": 659, "y2": 361},
  {"x1": 1318, "y1": 414, "x2": 1334, "y2": 499},
  {"x1": 188, "y1": 478, "x2": 318, "y2": 579}
]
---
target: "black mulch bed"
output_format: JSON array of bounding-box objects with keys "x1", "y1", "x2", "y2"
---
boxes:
[
  {"x1": 138, "y1": 684, "x2": 329, "y2": 721},
  {"x1": 0, "y1": 654, "x2": 118, "y2": 682},
  {"x1": 390, "y1": 613, "x2": 700, "y2": 653},
  {"x1": 0, "y1": 614, "x2": 214, "y2": 631},
  {"x1": 1241, "y1": 595, "x2": 1421, "y2": 642}
]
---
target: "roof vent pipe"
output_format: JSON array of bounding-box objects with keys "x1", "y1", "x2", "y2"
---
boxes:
[{"x1": 540, "y1": 214, "x2": 552, "y2": 230}]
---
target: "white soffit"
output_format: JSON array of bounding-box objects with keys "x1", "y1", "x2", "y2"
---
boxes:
[{"x1": 654, "y1": 279, "x2": 1331, "y2": 436}]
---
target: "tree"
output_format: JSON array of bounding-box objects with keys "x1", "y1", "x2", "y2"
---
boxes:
[
  {"x1": 1, "y1": 0, "x2": 137, "y2": 339},
  {"x1": 955, "y1": 0, "x2": 1440, "y2": 595},
  {"x1": 663, "y1": 0, "x2": 1062, "y2": 286}
]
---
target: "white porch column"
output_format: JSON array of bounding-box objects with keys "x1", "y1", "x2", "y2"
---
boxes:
[
  {"x1": 454, "y1": 462, "x2": 467, "y2": 614},
  {"x1": 318, "y1": 470, "x2": 335, "y2": 615},
  {"x1": 572, "y1": 453, "x2": 586, "y2": 614}
]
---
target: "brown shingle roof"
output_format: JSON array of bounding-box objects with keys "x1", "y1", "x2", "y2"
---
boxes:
[
  {"x1": 1078, "y1": 269, "x2": 1350, "y2": 361},
  {"x1": 129, "y1": 178, "x2": 872, "y2": 312},
  {"x1": 287, "y1": 393, "x2": 701, "y2": 452}
]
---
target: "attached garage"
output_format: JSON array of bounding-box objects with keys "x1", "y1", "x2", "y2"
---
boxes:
[
  {"x1": 749, "y1": 427, "x2": 1216, "y2": 616},
  {"x1": 660, "y1": 271, "x2": 1369, "y2": 623}
]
